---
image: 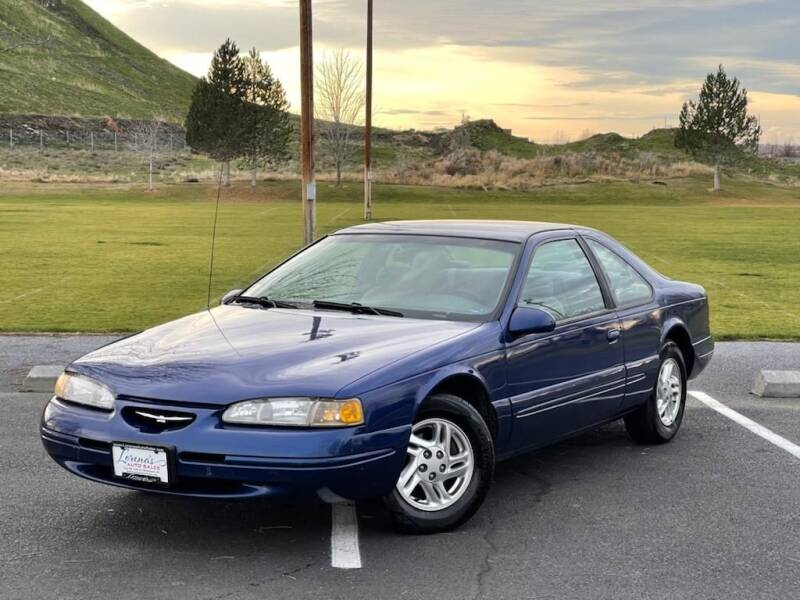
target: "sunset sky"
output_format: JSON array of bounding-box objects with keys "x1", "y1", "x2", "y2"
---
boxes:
[{"x1": 85, "y1": 0, "x2": 799, "y2": 143}]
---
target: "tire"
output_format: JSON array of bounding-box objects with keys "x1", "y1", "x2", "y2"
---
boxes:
[
  {"x1": 624, "y1": 341, "x2": 687, "y2": 444},
  {"x1": 383, "y1": 393, "x2": 494, "y2": 534}
]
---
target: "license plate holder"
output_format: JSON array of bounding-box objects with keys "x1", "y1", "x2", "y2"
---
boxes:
[{"x1": 112, "y1": 442, "x2": 173, "y2": 486}]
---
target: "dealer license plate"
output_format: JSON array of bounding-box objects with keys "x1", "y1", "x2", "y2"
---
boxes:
[{"x1": 112, "y1": 443, "x2": 170, "y2": 484}]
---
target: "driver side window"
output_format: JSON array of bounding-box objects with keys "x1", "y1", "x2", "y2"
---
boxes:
[{"x1": 519, "y1": 239, "x2": 605, "y2": 320}]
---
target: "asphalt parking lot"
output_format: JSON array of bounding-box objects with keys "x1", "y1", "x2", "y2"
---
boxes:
[{"x1": 1, "y1": 336, "x2": 799, "y2": 600}]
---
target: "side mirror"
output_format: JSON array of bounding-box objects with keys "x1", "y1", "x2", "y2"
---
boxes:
[
  {"x1": 508, "y1": 306, "x2": 556, "y2": 337},
  {"x1": 221, "y1": 289, "x2": 244, "y2": 306}
]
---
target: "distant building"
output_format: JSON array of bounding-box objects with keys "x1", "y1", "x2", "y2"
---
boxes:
[{"x1": 502, "y1": 127, "x2": 531, "y2": 144}]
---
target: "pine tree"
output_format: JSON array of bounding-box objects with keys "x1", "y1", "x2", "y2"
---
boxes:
[
  {"x1": 675, "y1": 65, "x2": 761, "y2": 191},
  {"x1": 240, "y1": 48, "x2": 292, "y2": 187},
  {"x1": 185, "y1": 39, "x2": 247, "y2": 185}
]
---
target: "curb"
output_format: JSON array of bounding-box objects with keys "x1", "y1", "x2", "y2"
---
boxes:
[
  {"x1": 21, "y1": 365, "x2": 63, "y2": 393},
  {"x1": 752, "y1": 370, "x2": 800, "y2": 399}
]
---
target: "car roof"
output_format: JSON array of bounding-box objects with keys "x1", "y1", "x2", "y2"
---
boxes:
[{"x1": 334, "y1": 220, "x2": 584, "y2": 243}]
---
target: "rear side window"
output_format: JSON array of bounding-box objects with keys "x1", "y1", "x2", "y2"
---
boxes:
[
  {"x1": 519, "y1": 239, "x2": 605, "y2": 320},
  {"x1": 587, "y1": 240, "x2": 653, "y2": 307}
]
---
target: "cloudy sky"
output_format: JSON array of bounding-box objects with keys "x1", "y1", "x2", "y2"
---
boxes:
[{"x1": 85, "y1": 0, "x2": 799, "y2": 142}]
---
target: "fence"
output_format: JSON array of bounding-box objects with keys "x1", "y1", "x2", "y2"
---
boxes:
[{"x1": 3, "y1": 126, "x2": 189, "y2": 154}]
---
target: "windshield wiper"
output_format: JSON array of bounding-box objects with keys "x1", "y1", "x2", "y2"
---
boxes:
[
  {"x1": 312, "y1": 300, "x2": 404, "y2": 318},
  {"x1": 232, "y1": 296, "x2": 298, "y2": 309}
]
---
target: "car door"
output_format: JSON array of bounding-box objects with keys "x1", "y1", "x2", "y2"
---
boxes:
[
  {"x1": 505, "y1": 235, "x2": 625, "y2": 451},
  {"x1": 583, "y1": 237, "x2": 660, "y2": 411}
]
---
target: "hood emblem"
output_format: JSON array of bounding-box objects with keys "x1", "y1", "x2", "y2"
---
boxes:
[{"x1": 133, "y1": 410, "x2": 194, "y2": 425}]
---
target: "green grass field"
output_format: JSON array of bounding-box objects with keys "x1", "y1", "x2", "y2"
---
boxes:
[{"x1": 1, "y1": 175, "x2": 799, "y2": 338}]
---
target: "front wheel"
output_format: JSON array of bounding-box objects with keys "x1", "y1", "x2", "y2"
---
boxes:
[
  {"x1": 624, "y1": 341, "x2": 687, "y2": 444},
  {"x1": 383, "y1": 393, "x2": 494, "y2": 534}
]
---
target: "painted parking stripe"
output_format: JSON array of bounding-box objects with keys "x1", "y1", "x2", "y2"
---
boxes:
[
  {"x1": 331, "y1": 502, "x2": 362, "y2": 569},
  {"x1": 690, "y1": 391, "x2": 800, "y2": 460}
]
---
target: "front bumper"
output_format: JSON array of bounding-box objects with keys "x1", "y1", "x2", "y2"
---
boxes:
[{"x1": 41, "y1": 397, "x2": 408, "y2": 501}]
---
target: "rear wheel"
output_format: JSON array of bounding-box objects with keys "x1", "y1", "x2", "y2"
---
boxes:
[
  {"x1": 383, "y1": 393, "x2": 494, "y2": 534},
  {"x1": 624, "y1": 341, "x2": 687, "y2": 444}
]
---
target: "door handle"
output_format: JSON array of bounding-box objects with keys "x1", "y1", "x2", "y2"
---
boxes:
[{"x1": 607, "y1": 329, "x2": 621, "y2": 342}]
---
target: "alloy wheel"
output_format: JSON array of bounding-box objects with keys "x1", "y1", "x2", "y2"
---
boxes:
[
  {"x1": 656, "y1": 357, "x2": 682, "y2": 426},
  {"x1": 396, "y1": 418, "x2": 475, "y2": 512}
]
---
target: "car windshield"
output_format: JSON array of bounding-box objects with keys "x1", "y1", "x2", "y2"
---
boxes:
[{"x1": 243, "y1": 234, "x2": 521, "y2": 321}]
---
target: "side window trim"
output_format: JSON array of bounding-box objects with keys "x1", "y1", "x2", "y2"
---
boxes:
[
  {"x1": 515, "y1": 235, "x2": 613, "y2": 326},
  {"x1": 581, "y1": 236, "x2": 655, "y2": 309},
  {"x1": 575, "y1": 236, "x2": 615, "y2": 310}
]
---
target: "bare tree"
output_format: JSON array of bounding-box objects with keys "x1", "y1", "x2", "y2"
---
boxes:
[
  {"x1": 784, "y1": 137, "x2": 795, "y2": 158},
  {"x1": 131, "y1": 118, "x2": 166, "y2": 191},
  {"x1": 316, "y1": 50, "x2": 365, "y2": 185},
  {"x1": 551, "y1": 130, "x2": 570, "y2": 145}
]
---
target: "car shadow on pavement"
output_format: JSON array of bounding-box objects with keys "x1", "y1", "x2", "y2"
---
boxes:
[
  {"x1": 358, "y1": 420, "x2": 639, "y2": 534},
  {"x1": 72, "y1": 491, "x2": 332, "y2": 559},
  {"x1": 62, "y1": 420, "x2": 638, "y2": 553}
]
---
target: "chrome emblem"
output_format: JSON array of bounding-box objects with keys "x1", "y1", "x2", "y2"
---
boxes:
[{"x1": 133, "y1": 410, "x2": 194, "y2": 425}]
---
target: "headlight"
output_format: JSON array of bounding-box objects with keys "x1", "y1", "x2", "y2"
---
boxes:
[
  {"x1": 222, "y1": 397, "x2": 364, "y2": 427},
  {"x1": 54, "y1": 373, "x2": 115, "y2": 411}
]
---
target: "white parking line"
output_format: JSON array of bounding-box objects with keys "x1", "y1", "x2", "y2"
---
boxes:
[
  {"x1": 331, "y1": 502, "x2": 362, "y2": 569},
  {"x1": 690, "y1": 391, "x2": 800, "y2": 460}
]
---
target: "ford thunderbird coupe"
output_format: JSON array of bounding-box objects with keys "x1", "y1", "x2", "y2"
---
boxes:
[{"x1": 42, "y1": 220, "x2": 713, "y2": 533}]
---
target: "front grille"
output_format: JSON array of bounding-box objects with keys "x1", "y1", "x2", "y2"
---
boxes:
[
  {"x1": 121, "y1": 406, "x2": 196, "y2": 433},
  {"x1": 78, "y1": 438, "x2": 112, "y2": 452},
  {"x1": 74, "y1": 463, "x2": 257, "y2": 496},
  {"x1": 179, "y1": 451, "x2": 227, "y2": 464}
]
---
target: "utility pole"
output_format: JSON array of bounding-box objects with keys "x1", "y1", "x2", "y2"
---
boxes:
[
  {"x1": 299, "y1": 0, "x2": 316, "y2": 245},
  {"x1": 363, "y1": 0, "x2": 373, "y2": 220}
]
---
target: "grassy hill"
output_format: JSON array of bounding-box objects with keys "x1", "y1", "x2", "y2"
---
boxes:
[
  {"x1": 558, "y1": 129, "x2": 679, "y2": 156},
  {"x1": 0, "y1": 0, "x2": 196, "y2": 123},
  {"x1": 438, "y1": 119, "x2": 541, "y2": 158},
  {"x1": 432, "y1": 120, "x2": 687, "y2": 161}
]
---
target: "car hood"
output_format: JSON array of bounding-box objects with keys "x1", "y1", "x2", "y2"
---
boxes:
[{"x1": 70, "y1": 305, "x2": 479, "y2": 405}]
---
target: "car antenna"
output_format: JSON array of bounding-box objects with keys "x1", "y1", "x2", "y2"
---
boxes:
[{"x1": 206, "y1": 163, "x2": 224, "y2": 309}]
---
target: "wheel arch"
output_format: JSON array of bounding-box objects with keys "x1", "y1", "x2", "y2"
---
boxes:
[
  {"x1": 661, "y1": 320, "x2": 695, "y2": 377},
  {"x1": 415, "y1": 368, "x2": 498, "y2": 442}
]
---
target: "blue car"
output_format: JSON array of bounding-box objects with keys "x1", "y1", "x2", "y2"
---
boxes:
[{"x1": 42, "y1": 220, "x2": 713, "y2": 533}]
